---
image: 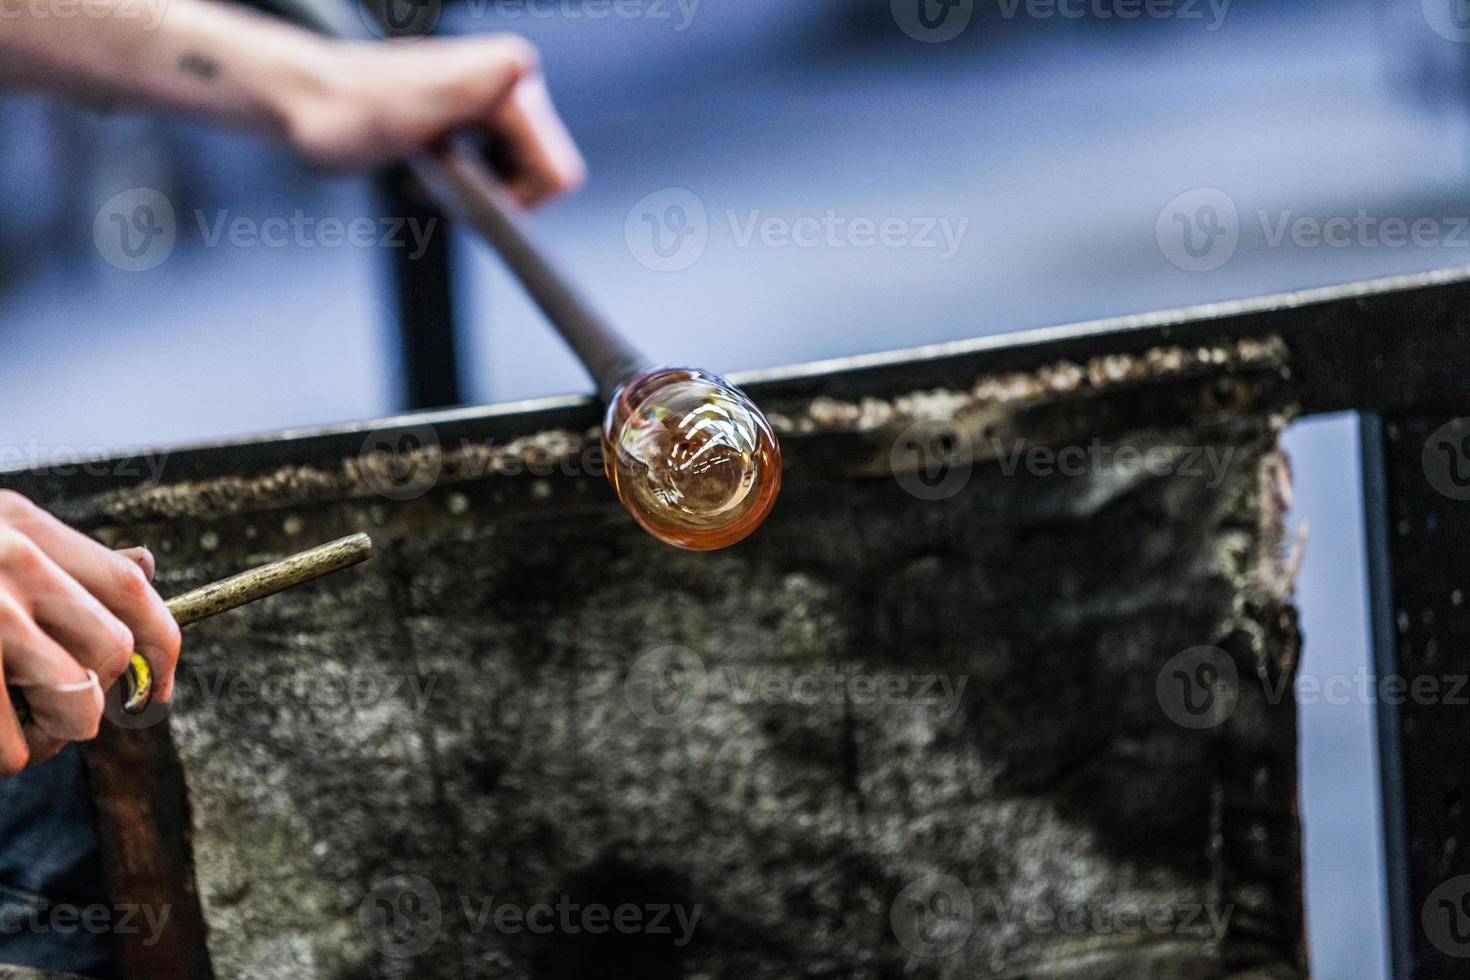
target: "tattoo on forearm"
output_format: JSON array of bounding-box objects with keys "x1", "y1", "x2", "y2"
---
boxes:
[{"x1": 178, "y1": 52, "x2": 220, "y2": 82}]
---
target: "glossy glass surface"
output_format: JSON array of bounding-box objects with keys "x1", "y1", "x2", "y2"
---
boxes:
[{"x1": 602, "y1": 368, "x2": 781, "y2": 550}]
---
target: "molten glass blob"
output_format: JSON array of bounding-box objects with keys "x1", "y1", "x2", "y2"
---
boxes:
[{"x1": 603, "y1": 367, "x2": 782, "y2": 550}]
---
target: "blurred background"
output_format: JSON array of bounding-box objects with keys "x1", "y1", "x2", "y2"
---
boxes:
[{"x1": 8, "y1": 0, "x2": 1470, "y2": 974}]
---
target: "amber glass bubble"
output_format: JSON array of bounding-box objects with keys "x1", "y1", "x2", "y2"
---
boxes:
[{"x1": 602, "y1": 367, "x2": 782, "y2": 550}]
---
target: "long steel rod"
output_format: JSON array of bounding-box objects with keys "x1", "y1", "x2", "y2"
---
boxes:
[{"x1": 411, "y1": 145, "x2": 652, "y2": 401}]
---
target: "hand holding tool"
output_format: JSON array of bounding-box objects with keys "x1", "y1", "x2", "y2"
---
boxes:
[{"x1": 9, "y1": 533, "x2": 373, "y2": 726}]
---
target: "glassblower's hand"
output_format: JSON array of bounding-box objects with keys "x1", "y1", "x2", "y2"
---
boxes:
[
  {"x1": 0, "y1": 492, "x2": 180, "y2": 774},
  {"x1": 284, "y1": 35, "x2": 585, "y2": 205}
]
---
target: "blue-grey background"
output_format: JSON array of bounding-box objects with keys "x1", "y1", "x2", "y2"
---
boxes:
[{"x1": 7, "y1": 0, "x2": 1467, "y2": 974}]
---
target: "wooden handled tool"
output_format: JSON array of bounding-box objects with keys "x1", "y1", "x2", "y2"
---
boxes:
[{"x1": 9, "y1": 533, "x2": 373, "y2": 725}]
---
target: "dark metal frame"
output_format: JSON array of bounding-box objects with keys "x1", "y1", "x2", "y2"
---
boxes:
[
  {"x1": 380, "y1": 166, "x2": 462, "y2": 409},
  {"x1": 1362, "y1": 412, "x2": 1470, "y2": 980},
  {"x1": 6, "y1": 266, "x2": 1470, "y2": 978}
]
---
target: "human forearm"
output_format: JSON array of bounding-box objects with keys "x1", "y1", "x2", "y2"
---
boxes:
[
  {"x1": 0, "y1": 0, "x2": 585, "y2": 195},
  {"x1": 0, "y1": 0, "x2": 332, "y2": 141}
]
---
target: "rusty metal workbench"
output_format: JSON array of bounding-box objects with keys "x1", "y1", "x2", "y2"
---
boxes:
[{"x1": 5, "y1": 266, "x2": 1470, "y2": 979}]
